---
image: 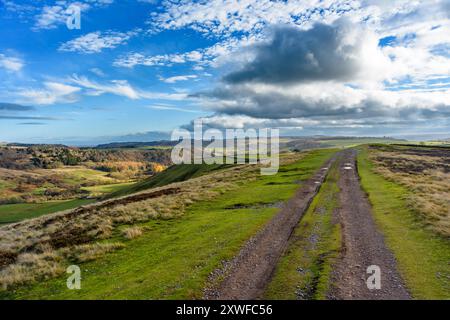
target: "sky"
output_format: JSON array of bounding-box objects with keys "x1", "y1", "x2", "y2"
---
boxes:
[{"x1": 0, "y1": 0, "x2": 449, "y2": 145}]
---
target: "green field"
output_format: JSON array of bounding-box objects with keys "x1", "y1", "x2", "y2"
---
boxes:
[
  {"x1": 0, "y1": 199, "x2": 95, "y2": 225},
  {"x1": 2, "y1": 149, "x2": 337, "y2": 299},
  {"x1": 357, "y1": 146, "x2": 450, "y2": 299}
]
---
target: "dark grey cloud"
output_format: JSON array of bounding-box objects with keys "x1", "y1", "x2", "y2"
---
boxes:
[
  {"x1": 194, "y1": 84, "x2": 450, "y2": 127},
  {"x1": 223, "y1": 20, "x2": 363, "y2": 85},
  {"x1": 442, "y1": 0, "x2": 450, "y2": 16},
  {"x1": 0, "y1": 102, "x2": 34, "y2": 111}
]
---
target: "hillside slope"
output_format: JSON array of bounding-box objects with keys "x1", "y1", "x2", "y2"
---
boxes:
[{"x1": 107, "y1": 163, "x2": 231, "y2": 198}]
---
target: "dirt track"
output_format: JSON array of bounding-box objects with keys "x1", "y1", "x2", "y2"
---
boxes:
[
  {"x1": 329, "y1": 149, "x2": 410, "y2": 300},
  {"x1": 205, "y1": 149, "x2": 411, "y2": 300},
  {"x1": 205, "y1": 157, "x2": 336, "y2": 300}
]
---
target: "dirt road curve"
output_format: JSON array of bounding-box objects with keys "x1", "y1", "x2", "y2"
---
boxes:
[
  {"x1": 205, "y1": 157, "x2": 336, "y2": 300},
  {"x1": 329, "y1": 149, "x2": 410, "y2": 300}
]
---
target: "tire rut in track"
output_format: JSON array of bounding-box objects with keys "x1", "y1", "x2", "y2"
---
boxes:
[
  {"x1": 328, "y1": 149, "x2": 410, "y2": 300},
  {"x1": 205, "y1": 157, "x2": 337, "y2": 300}
]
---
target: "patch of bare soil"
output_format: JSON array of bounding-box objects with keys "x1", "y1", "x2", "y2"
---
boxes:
[
  {"x1": 328, "y1": 149, "x2": 410, "y2": 300},
  {"x1": 204, "y1": 157, "x2": 336, "y2": 300},
  {"x1": 0, "y1": 251, "x2": 17, "y2": 268}
]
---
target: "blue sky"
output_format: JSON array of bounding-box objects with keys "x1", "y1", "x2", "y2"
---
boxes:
[{"x1": 1, "y1": 0, "x2": 450, "y2": 145}]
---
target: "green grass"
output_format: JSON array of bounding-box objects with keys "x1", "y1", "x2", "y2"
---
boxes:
[
  {"x1": 106, "y1": 163, "x2": 232, "y2": 199},
  {"x1": 264, "y1": 160, "x2": 341, "y2": 300},
  {"x1": 81, "y1": 182, "x2": 135, "y2": 196},
  {"x1": 0, "y1": 179, "x2": 15, "y2": 192},
  {"x1": 48, "y1": 167, "x2": 117, "y2": 186},
  {"x1": 357, "y1": 146, "x2": 450, "y2": 299},
  {"x1": 0, "y1": 199, "x2": 95, "y2": 225},
  {"x1": 3, "y1": 149, "x2": 337, "y2": 300}
]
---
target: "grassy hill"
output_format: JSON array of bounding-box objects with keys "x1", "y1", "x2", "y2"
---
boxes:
[
  {"x1": 1, "y1": 149, "x2": 336, "y2": 299},
  {"x1": 106, "y1": 163, "x2": 231, "y2": 198}
]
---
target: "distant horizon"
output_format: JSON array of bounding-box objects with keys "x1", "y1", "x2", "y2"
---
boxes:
[{"x1": 2, "y1": 133, "x2": 449, "y2": 148}]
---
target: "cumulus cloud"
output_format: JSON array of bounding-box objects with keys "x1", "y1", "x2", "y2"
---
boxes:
[
  {"x1": 224, "y1": 20, "x2": 390, "y2": 85},
  {"x1": 188, "y1": 15, "x2": 450, "y2": 132},
  {"x1": 195, "y1": 82, "x2": 450, "y2": 121},
  {"x1": 181, "y1": 114, "x2": 316, "y2": 131}
]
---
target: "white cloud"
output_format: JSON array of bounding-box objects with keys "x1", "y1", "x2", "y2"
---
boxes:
[
  {"x1": 19, "y1": 82, "x2": 81, "y2": 105},
  {"x1": 150, "y1": 0, "x2": 360, "y2": 36},
  {"x1": 70, "y1": 75, "x2": 141, "y2": 99},
  {"x1": 69, "y1": 74, "x2": 189, "y2": 100},
  {"x1": 114, "y1": 35, "x2": 257, "y2": 69},
  {"x1": 59, "y1": 30, "x2": 137, "y2": 54},
  {"x1": 34, "y1": 2, "x2": 89, "y2": 30},
  {"x1": 89, "y1": 67, "x2": 106, "y2": 77},
  {"x1": 0, "y1": 54, "x2": 24, "y2": 72},
  {"x1": 13, "y1": 74, "x2": 189, "y2": 105},
  {"x1": 33, "y1": 0, "x2": 113, "y2": 30},
  {"x1": 159, "y1": 75, "x2": 197, "y2": 83},
  {"x1": 114, "y1": 50, "x2": 201, "y2": 68},
  {"x1": 147, "y1": 104, "x2": 201, "y2": 113}
]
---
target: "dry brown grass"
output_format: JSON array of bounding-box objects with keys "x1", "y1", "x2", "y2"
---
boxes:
[
  {"x1": 62, "y1": 242, "x2": 125, "y2": 263},
  {"x1": 122, "y1": 226, "x2": 143, "y2": 240},
  {"x1": 368, "y1": 146, "x2": 450, "y2": 237}
]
